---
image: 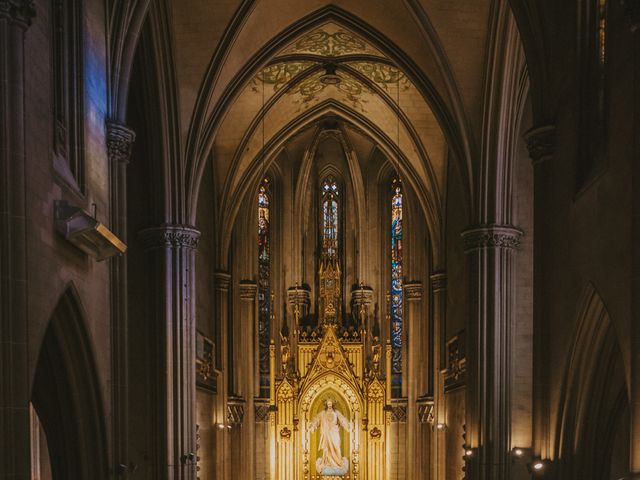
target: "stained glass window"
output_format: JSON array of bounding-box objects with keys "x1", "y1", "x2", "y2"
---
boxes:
[
  {"x1": 321, "y1": 177, "x2": 339, "y2": 257},
  {"x1": 258, "y1": 178, "x2": 270, "y2": 397},
  {"x1": 390, "y1": 178, "x2": 403, "y2": 394}
]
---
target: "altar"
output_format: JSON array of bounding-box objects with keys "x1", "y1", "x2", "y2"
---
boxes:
[{"x1": 268, "y1": 254, "x2": 390, "y2": 480}]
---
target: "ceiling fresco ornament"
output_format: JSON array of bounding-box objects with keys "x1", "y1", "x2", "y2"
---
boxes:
[
  {"x1": 284, "y1": 27, "x2": 380, "y2": 57},
  {"x1": 348, "y1": 62, "x2": 410, "y2": 91},
  {"x1": 255, "y1": 61, "x2": 316, "y2": 92}
]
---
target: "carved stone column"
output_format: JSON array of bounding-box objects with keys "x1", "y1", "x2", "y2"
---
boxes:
[
  {"x1": 525, "y1": 125, "x2": 555, "y2": 463},
  {"x1": 238, "y1": 280, "x2": 257, "y2": 480},
  {"x1": 430, "y1": 272, "x2": 447, "y2": 480},
  {"x1": 462, "y1": 225, "x2": 522, "y2": 480},
  {"x1": 629, "y1": 11, "x2": 640, "y2": 476},
  {"x1": 212, "y1": 271, "x2": 231, "y2": 480},
  {"x1": 106, "y1": 120, "x2": 135, "y2": 475},
  {"x1": 0, "y1": 2, "x2": 35, "y2": 477},
  {"x1": 286, "y1": 284, "x2": 311, "y2": 375},
  {"x1": 403, "y1": 281, "x2": 423, "y2": 480},
  {"x1": 139, "y1": 225, "x2": 200, "y2": 479}
]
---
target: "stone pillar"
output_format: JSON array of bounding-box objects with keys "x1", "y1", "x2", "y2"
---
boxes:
[
  {"x1": 430, "y1": 272, "x2": 447, "y2": 480},
  {"x1": 524, "y1": 125, "x2": 555, "y2": 463},
  {"x1": 212, "y1": 271, "x2": 231, "y2": 479},
  {"x1": 139, "y1": 225, "x2": 200, "y2": 479},
  {"x1": 286, "y1": 283, "x2": 311, "y2": 375},
  {"x1": 0, "y1": 2, "x2": 35, "y2": 478},
  {"x1": 462, "y1": 225, "x2": 522, "y2": 480},
  {"x1": 403, "y1": 281, "x2": 423, "y2": 480},
  {"x1": 106, "y1": 120, "x2": 135, "y2": 475},
  {"x1": 238, "y1": 280, "x2": 257, "y2": 480},
  {"x1": 350, "y1": 284, "x2": 374, "y2": 371},
  {"x1": 630, "y1": 7, "x2": 640, "y2": 476}
]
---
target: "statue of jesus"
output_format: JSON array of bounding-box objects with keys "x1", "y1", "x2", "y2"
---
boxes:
[{"x1": 308, "y1": 399, "x2": 350, "y2": 475}]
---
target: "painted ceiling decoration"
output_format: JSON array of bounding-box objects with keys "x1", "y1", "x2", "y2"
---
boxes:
[{"x1": 282, "y1": 24, "x2": 384, "y2": 58}]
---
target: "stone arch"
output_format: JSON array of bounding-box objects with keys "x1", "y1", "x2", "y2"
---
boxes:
[
  {"x1": 30, "y1": 284, "x2": 108, "y2": 479},
  {"x1": 554, "y1": 283, "x2": 628, "y2": 479}
]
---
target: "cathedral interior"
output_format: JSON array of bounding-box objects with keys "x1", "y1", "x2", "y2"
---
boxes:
[{"x1": 2, "y1": 0, "x2": 640, "y2": 479}]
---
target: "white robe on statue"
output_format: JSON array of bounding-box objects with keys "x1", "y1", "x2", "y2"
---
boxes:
[{"x1": 308, "y1": 407, "x2": 350, "y2": 475}]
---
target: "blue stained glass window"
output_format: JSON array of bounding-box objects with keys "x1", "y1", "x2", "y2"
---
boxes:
[
  {"x1": 258, "y1": 178, "x2": 270, "y2": 396},
  {"x1": 390, "y1": 179, "x2": 403, "y2": 393}
]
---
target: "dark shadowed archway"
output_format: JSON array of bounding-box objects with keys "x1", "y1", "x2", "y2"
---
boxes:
[{"x1": 31, "y1": 285, "x2": 108, "y2": 479}]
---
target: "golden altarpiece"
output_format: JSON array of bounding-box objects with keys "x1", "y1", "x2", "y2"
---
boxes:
[{"x1": 268, "y1": 250, "x2": 392, "y2": 480}]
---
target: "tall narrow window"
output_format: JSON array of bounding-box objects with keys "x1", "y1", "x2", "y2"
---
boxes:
[
  {"x1": 321, "y1": 177, "x2": 339, "y2": 257},
  {"x1": 390, "y1": 178, "x2": 403, "y2": 395},
  {"x1": 258, "y1": 178, "x2": 271, "y2": 397},
  {"x1": 52, "y1": 0, "x2": 84, "y2": 190}
]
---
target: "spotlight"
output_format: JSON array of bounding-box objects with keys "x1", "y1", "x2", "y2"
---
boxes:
[
  {"x1": 512, "y1": 447, "x2": 524, "y2": 457},
  {"x1": 464, "y1": 448, "x2": 474, "y2": 458},
  {"x1": 526, "y1": 459, "x2": 547, "y2": 475},
  {"x1": 216, "y1": 423, "x2": 226, "y2": 430},
  {"x1": 435, "y1": 423, "x2": 447, "y2": 431}
]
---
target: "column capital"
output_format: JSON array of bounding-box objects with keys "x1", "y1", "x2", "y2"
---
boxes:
[
  {"x1": 0, "y1": 0, "x2": 35, "y2": 29},
  {"x1": 106, "y1": 120, "x2": 136, "y2": 164},
  {"x1": 213, "y1": 271, "x2": 232, "y2": 290},
  {"x1": 239, "y1": 280, "x2": 257, "y2": 301},
  {"x1": 429, "y1": 272, "x2": 447, "y2": 292},
  {"x1": 403, "y1": 281, "x2": 423, "y2": 301},
  {"x1": 139, "y1": 225, "x2": 200, "y2": 250},
  {"x1": 524, "y1": 124, "x2": 556, "y2": 165},
  {"x1": 461, "y1": 225, "x2": 522, "y2": 253},
  {"x1": 286, "y1": 284, "x2": 311, "y2": 305},
  {"x1": 350, "y1": 284, "x2": 374, "y2": 306}
]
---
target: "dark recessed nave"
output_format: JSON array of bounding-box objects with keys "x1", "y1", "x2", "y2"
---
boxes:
[{"x1": 1, "y1": 0, "x2": 639, "y2": 479}]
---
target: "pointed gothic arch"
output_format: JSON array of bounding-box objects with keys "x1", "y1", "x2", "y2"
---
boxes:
[
  {"x1": 554, "y1": 283, "x2": 628, "y2": 479},
  {"x1": 30, "y1": 284, "x2": 108, "y2": 479}
]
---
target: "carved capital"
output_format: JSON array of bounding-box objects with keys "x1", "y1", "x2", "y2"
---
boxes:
[
  {"x1": 417, "y1": 398, "x2": 435, "y2": 424},
  {"x1": 524, "y1": 125, "x2": 556, "y2": 165},
  {"x1": 403, "y1": 281, "x2": 423, "y2": 301},
  {"x1": 227, "y1": 397, "x2": 245, "y2": 425},
  {"x1": 430, "y1": 272, "x2": 447, "y2": 292},
  {"x1": 239, "y1": 280, "x2": 257, "y2": 301},
  {"x1": 287, "y1": 284, "x2": 311, "y2": 306},
  {"x1": 350, "y1": 284, "x2": 374, "y2": 306},
  {"x1": 106, "y1": 121, "x2": 136, "y2": 164},
  {"x1": 213, "y1": 271, "x2": 231, "y2": 291},
  {"x1": 0, "y1": 0, "x2": 35, "y2": 29},
  {"x1": 461, "y1": 225, "x2": 522, "y2": 253},
  {"x1": 139, "y1": 225, "x2": 200, "y2": 250}
]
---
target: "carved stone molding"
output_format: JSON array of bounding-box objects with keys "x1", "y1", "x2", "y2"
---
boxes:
[
  {"x1": 139, "y1": 225, "x2": 200, "y2": 250},
  {"x1": 417, "y1": 397, "x2": 434, "y2": 424},
  {"x1": 524, "y1": 124, "x2": 556, "y2": 165},
  {"x1": 287, "y1": 284, "x2": 311, "y2": 306},
  {"x1": 390, "y1": 404, "x2": 407, "y2": 423},
  {"x1": 0, "y1": 0, "x2": 35, "y2": 29},
  {"x1": 443, "y1": 332, "x2": 466, "y2": 392},
  {"x1": 213, "y1": 271, "x2": 231, "y2": 291},
  {"x1": 227, "y1": 398, "x2": 245, "y2": 425},
  {"x1": 403, "y1": 281, "x2": 423, "y2": 301},
  {"x1": 106, "y1": 121, "x2": 136, "y2": 164},
  {"x1": 254, "y1": 403, "x2": 270, "y2": 422},
  {"x1": 461, "y1": 225, "x2": 522, "y2": 253},
  {"x1": 239, "y1": 280, "x2": 257, "y2": 301},
  {"x1": 430, "y1": 272, "x2": 447, "y2": 292}
]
